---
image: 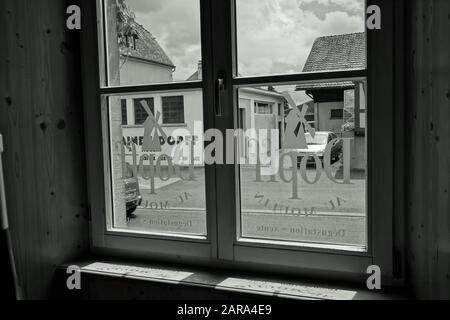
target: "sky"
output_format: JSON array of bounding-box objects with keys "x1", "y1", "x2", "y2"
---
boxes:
[{"x1": 127, "y1": 0, "x2": 365, "y2": 81}]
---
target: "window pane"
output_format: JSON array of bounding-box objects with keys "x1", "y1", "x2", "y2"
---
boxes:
[
  {"x1": 103, "y1": 0, "x2": 202, "y2": 86},
  {"x1": 236, "y1": 0, "x2": 366, "y2": 77},
  {"x1": 107, "y1": 90, "x2": 206, "y2": 236},
  {"x1": 162, "y1": 96, "x2": 185, "y2": 124},
  {"x1": 237, "y1": 82, "x2": 367, "y2": 250}
]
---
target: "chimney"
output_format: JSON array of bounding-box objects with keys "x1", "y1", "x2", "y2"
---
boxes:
[{"x1": 197, "y1": 60, "x2": 202, "y2": 80}]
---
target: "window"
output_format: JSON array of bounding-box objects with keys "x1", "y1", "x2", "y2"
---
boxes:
[
  {"x1": 254, "y1": 102, "x2": 273, "y2": 115},
  {"x1": 330, "y1": 109, "x2": 344, "y2": 119},
  {"x1": 83, "y1": 0, "x2": 399, "y2": 282},
  {"x1": 121, "y1": 99, "x2": 127, "y2": 125},
  {"x1": 162, "y1": 96, "x2": 185, "y2": 124},
  {"x1": 127, "y1": 35, "x2": 136, "y2": 50},
  {"x1": 304, "y1": 114, "x2": 315, "y2": 122},
  {"x1": 134, "y1": 98, "x2": 154, "y2": 125}
]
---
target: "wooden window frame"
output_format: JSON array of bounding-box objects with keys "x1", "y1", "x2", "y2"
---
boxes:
[{"x1": 80, "y1": 0, "x2": 405, "y2": 284}]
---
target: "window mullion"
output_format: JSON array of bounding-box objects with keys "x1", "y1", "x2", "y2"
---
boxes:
[{"x1": 210, "y1": 0, "x2": 239, "y2": 261}]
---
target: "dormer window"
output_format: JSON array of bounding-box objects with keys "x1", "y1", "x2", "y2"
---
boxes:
[{"x1": 126, "y1": 35, "x2": 136, "y2": 50}]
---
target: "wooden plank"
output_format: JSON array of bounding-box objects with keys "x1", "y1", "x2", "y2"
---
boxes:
[
  {"x1": 0, "y1": 0, "x2": 89, "y2": 299},
  {"x1": 406, "y1": 0, "x2": 450, "y2": 299},
  {"x1": 432, "y1": 0, "x2": 450, "y2": 299}
]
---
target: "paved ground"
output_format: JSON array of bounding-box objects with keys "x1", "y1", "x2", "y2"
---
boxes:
[
  {"x1": 125, "y1": 166, "x2": 367, "y2": 248},
  {"x1": 135, "y1": 167, "x2": 366, "y2": 214}
]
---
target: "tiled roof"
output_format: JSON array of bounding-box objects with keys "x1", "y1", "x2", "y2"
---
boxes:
[
  {"x1": 302, "y1": 32, "x2": 366, "y2": 73},
  {"x1": 120, "y1": 23, "x2": 175, "y2": 68}
]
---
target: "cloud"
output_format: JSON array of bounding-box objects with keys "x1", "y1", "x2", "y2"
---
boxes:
[
  {"x1": 127, "y1": 0, "x2": 163, "y2": 13},
  {"x1": 236, "y1": 0, "x2": 365, "y2": 76},
  {"x1": 123, "y1": 0, "x2": 365, "y2": 79},
  {"x1": 299, "y1": 0, "x2": 364, "y2": 14},
  {"x1": 127, "y1": 0, "x2": 202, "y2": 81}
]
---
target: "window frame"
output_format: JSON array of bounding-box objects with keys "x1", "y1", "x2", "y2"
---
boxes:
[
  {"x1": 80, "y1": 0, "x2": 405, "y2": 284},
  {"x1": 254, "y1": 101, "x2": 274, "y2": 115},
  {"x1": 210, "y1": 0, "x2": 403, "y2": 283},
  {"x1": 81, "y1": 0, "x2": 218, "y2": 263}
]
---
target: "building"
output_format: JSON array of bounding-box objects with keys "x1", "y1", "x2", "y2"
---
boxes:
[
  {"x1": 119, "y1": 22, "x2": 286, "y2": 166},
  {"x1": 296, "y1": 32, "x2": 367, "y2": 170},
  {"x1": 119, "y1": 21, "x2": 175, "y2": 84}
]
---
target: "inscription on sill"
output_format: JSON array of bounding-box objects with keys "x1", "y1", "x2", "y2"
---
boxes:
[{"x1": 217, "y1": 278, "x2": 357, "y2": 300}]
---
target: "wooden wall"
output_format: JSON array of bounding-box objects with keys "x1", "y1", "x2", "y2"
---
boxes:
[
  {"x1": 0, "y1": 0, "x2": 89, "y2": 299},
  {"x1": 406, "y1": 0, "x2": 450, "y2": 299}
]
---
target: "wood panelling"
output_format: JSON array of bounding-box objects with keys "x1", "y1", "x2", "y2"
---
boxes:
[
  {"x1": 406, "y1": 0, "x2": 450, "y2": 299},
  {"x1": 0, "y1": 0, "x2": 89, "y2": 299}
]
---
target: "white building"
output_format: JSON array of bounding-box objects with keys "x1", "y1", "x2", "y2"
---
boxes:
[
  {"x1": 118, "y1": 23, "x2": 286, "y2": 166},
  {"x1": 296, "y1": 32, "x2": 367, "y2": 171}
]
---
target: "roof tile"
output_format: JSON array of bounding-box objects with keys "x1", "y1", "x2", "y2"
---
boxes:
[
  {"x1": 302, "y1": 32, "x2": 366, "y2": 73},
  {"x1": 120, "y1": 23, "x2": 175, "y2": 68}
]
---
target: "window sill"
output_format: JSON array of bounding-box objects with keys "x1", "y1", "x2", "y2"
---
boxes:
[
  {"x1": 161, "y1": 123, "x2": 188, "y2": 128},
  {"x1": 59, "y1": 259, "x2": 406, "y2": 300}
]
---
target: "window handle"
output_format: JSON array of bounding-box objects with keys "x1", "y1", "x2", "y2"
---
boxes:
[{"x1": 215, "y1": 77, "x2": 225, "y2": 117}]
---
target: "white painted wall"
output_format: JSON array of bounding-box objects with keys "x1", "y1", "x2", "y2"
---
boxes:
[
  {"x1": 316, "y1": 101, "x2": 345, "y2": 132},
  {"x1": 120, "y1": 58, "x2": 173, "y2": 85}
]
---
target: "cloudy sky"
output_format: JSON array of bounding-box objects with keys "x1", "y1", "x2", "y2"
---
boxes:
[{"x1": 127, "y1": 0, "x2": 365, "y2": 81}]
